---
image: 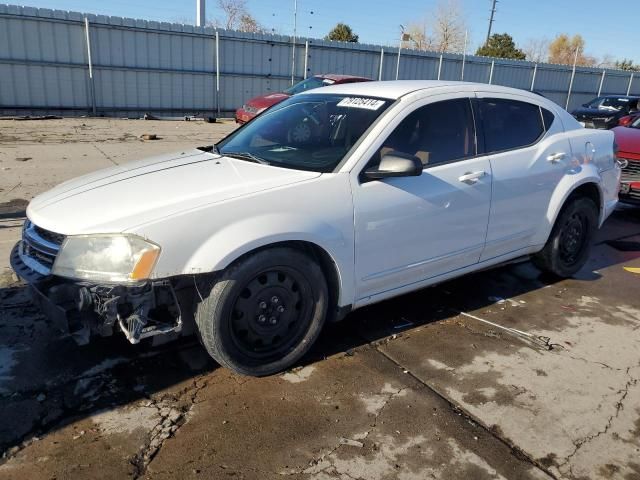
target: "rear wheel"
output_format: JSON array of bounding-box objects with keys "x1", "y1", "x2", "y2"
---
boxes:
[
  {"x1": 195, "y1": 247, "x2": 328, "y2": 376},
  {"x1": 532, "y1": 196, "x2": 598, "y2": 277}
]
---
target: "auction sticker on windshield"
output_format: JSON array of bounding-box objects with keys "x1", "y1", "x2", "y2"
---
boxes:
[{"x1": 337, "y1": 97, "x2": 386, "y2": 110}]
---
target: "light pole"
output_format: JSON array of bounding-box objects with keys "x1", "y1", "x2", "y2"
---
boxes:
[
  {"x1": 196, "y1": 0, "x2": 205, "y2": 27},
  {"x1": 291, "y1": 0, "x2": 297, "y2": 85}
]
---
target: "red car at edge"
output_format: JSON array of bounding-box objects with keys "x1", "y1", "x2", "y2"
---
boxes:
[
  {"x1": 235, "y1": 74, "x2": 371, "y2": 124},
  {"x1": 613, "y1": 116, "x2": 640, "y2": 204}
]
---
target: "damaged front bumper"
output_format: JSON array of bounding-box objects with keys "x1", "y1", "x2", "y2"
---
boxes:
[{"x1": 10, "y1": 242, "x2": 189, "y2": 346}]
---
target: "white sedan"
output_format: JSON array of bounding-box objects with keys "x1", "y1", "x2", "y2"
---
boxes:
[{"x1": 12, "y1": 81, "x2": 621, "y2": 376}]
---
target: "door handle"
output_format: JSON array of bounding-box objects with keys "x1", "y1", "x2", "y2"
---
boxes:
[
  {"x1": 546, "y1": 152, "x2": 567, "y2": 163},
  {"x1": 458, "y1": 171, "x2": 486, "y2": 184}
]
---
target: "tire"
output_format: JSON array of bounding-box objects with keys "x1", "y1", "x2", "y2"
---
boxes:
[
  {"x1": 195, "y1": 247, "x2": 328, "y2": 376},
  {"x1": 532, "y1": 196, "x2": 598, "y2": 277}
]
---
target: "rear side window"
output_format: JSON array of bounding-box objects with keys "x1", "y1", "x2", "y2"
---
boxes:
[
  {"x1": 377, "y1": 98, "x2": 476, "y2": 167},
  {"x1": 479, "y1": 99, "x2": 545, "y2": 153},
  {"x1": 541, "y1": 108, "x2": 555, "y2": 130}
]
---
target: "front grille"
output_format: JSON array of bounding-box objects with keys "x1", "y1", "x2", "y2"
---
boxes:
[
  {"x1": 620, "y1": 159, "x2": 640, "y2": 182},
  {"x1": 19, "y1": 220, "x2": 65, "y2": 276}
]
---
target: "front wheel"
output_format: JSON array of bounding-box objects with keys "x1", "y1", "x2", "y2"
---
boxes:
[
  {"x1": 532, "y1": 196, "x2": 598, "y2": 277},
  {"x1": 195, "y1": 247, "x2": 328, "y2": 376}
]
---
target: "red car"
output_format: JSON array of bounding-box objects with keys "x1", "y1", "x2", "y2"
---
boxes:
[
  {"x1": 613, "y1": 117, "x2": 640, "y2": 204},
  {"x1": 235, "y1": 74, "x2": 371, "y2": 124}
]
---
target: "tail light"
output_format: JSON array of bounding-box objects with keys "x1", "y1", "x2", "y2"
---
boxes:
[{"x1": 619, "y1": 115, "x2": 633, "y2": 126}]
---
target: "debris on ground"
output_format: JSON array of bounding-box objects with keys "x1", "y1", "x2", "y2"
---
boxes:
[{"x1": 140, "y1": 134, "x2": 158, "y2": 140}]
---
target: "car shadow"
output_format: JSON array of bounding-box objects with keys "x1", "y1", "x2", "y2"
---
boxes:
[{"x1": 0, "y1": 207, "x2": 639, "y2": 455}]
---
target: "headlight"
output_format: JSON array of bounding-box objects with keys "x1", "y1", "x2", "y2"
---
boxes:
[{"x1": 52, "y1": 234, "x2": 161, "y2": 283}]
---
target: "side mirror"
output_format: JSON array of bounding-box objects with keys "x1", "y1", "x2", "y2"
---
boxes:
[
  {"x1": 582, "y1": 103, "x2": 588, "y2": 108},
  {"x1": 363, "y1": 152, "x2": 423, "y2": 181}
]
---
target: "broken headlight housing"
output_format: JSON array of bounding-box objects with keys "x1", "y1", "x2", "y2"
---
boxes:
[{"x1": 52, "y1": 234, "x2": 161, "y2": 283}]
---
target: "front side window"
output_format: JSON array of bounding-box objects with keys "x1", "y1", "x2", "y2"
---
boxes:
[
  {"x1": 372, "y1": 98, "x2": 476, "y2": 168},
  {"x1": 600, "y1": 97, "x2": 632, "y2": 111},
  {"x1": 217, "y1": 94, "x2": 392, "y2": 172},
  {"x1": 479, "y1": 99, "x2": 545, "y2": 153}
]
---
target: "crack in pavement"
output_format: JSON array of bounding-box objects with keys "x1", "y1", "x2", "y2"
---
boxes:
[
  {"x1": 558, "y1": 365, "x2": 640, "y2": 478},
  {"x1": 131, "y1": 375, "x2": 210, "y2": 479},
  {"x1": 370, "y1": 346, "x2": 558, "y2": 480},
  {"x1": 292, "y1": 385, "x2": 409, "y2": 478}
]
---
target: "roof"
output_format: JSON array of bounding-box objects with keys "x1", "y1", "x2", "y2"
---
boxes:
[{"x1": 301, "y1": 80, "x2": 550, "y2": 101}]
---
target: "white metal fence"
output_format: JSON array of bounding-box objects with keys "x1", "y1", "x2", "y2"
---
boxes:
[{"x1": 1, "y1": 4, "x2": 638, "y2": 118}]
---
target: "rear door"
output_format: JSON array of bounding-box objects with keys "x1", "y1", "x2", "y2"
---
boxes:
[{"x1": 475, "y1": 94, "x2": 571, "y2": 260}]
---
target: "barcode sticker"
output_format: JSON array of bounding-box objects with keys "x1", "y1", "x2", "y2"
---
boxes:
[{"x1": 337, "y1": 97, "x2": 385, "y2": 110}]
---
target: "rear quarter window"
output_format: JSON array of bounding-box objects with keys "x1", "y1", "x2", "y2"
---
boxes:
[{"x1": 479, "y1": 99, "x2": 545, "y2": 153}]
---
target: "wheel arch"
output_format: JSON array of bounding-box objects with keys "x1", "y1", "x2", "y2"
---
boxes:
[
  {"x1": 223, "y1": 240, "x2": 346, "y2": 322},
  {"x1": 546, "y1": 175, "x2": 604, "y2": 233},
  {"x1": 182, "y1": 212, "x2": 353, "y2": 313}
]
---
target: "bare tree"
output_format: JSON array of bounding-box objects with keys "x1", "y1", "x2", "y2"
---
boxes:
[
  {"x1": 218, "y1": 0, "x2": 246, "y2": 29},
  {"x1": 431, "y1": 0, "x2": 468, "y2": 53},
  {"x1": 523, "y1": 38, "x2": 550, "y2": 63},
  {"x1": 405, "y1": 21, "x2": 433, "y2": 51},
  {"x1": 404, "y1": 0, "x2": 467, "y2": 53},
  {"x1": 207, "y1": 0, "x2": 263, "y2": 33},
  {"x1": 239, "y1": 13, "x2": 263, "y2": 33}
]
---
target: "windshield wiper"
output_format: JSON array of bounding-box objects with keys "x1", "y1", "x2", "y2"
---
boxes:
[{"x1": 222, "y1": 151, "x2": 270, "y2": 165}]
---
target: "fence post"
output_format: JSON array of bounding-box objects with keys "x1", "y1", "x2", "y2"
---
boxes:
[
  {"x1": 303, "y1": 40, "x2": 309, "y2": 79},
  {"x1": 530, "y1": 63, "x2": 537, "y2": 91},
  {"x1": 437, "y1": 54, "x2": 443, "y2": 80},
  {"x1": 460, "y1": 30, "x2": 467, "y2": 81},
  {"x1": 627, "y1": 72, "x2": 634, "y2": 96},
  {"x1": 215, "y1": 30, "x2": 220, "y2": 117},
  {"x1": 395, "y1": 45, "x2": 401, "y2": 80},
  {"x1": 83, "y1": 17, "x2": 96, "y2": 116},
  {"x1": 565, "y1": 47, "x2": 580, "y2": 110},
  {"x1": 488, "y1": 60, "x2": 494, "y2": 84},
  {"x1": 378, "y1": 48, "x2": 384, "y2": 81},
  {"x1": 597, "y1": 70, "x2": 606, "y2": 97}
]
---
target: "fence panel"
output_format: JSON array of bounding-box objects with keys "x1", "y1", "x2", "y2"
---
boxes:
[{"x1": 0, "y1": 4, "x2": 637, "y2": 117}]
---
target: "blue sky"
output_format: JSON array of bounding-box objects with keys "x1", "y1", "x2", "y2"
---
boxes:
[{"x1": 13, "y1": 0, "x2": 639, "y2": 63}]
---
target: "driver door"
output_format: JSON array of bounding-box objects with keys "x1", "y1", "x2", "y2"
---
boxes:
[{"x1": 351, "y1": 96, "x2": 492, "y2": 304}]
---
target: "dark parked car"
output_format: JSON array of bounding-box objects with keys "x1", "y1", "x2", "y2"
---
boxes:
[
  {"x1": 613, "y1": 116, "x2": 640, "y2": 204},
  {"x1": 572, "y1": 95, "x2": 640, "y2": 129},
  {"x1": 235, "y1": 74, "x2": 371, "y2": 124}
]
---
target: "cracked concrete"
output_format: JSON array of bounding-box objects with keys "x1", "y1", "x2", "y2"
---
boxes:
[{"x1": 1, "y1": 118, "x2": 640, "y2": 479}]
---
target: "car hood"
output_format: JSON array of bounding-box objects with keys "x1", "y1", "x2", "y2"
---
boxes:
[
  {"x1": 246, "y1": 92, "x2": 290, "y2": 109},
  {"x1": 613, "y1": 126, "x2": 640, "y2": 156},
  {"x1": 27, "y1": 149, "x2": 320, "y2": 235}
]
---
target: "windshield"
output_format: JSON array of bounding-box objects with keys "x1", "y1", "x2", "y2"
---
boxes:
[
  {"x1": 283, "y1": 77, "x2": 335, "y2": 95},
  {"x1": 586, "y1": 97, "x2": 632, "y2": 111},
  {"x1": 217, "y1": 94, "x2": 393, "y2": 172}
]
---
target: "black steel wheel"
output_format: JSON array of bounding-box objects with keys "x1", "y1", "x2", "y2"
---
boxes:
[
  {"x1": 195, "y1": 247, "x2": 328, "y2": 376},
  {"x1": 532, "y1": 196, "x2": 598, "y2": 277}
]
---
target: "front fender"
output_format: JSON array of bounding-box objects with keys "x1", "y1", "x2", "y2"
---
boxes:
[{"x1": 184, "y1": 213, "x2": 352, "y2": 305}]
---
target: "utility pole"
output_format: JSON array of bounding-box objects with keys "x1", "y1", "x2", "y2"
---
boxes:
[
  {"x1": 486, "y1": 0, "x2": 497, "y2": 44},
  {"x1": 196, "y1": 0, "x2": 205, "y2": 27}
]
